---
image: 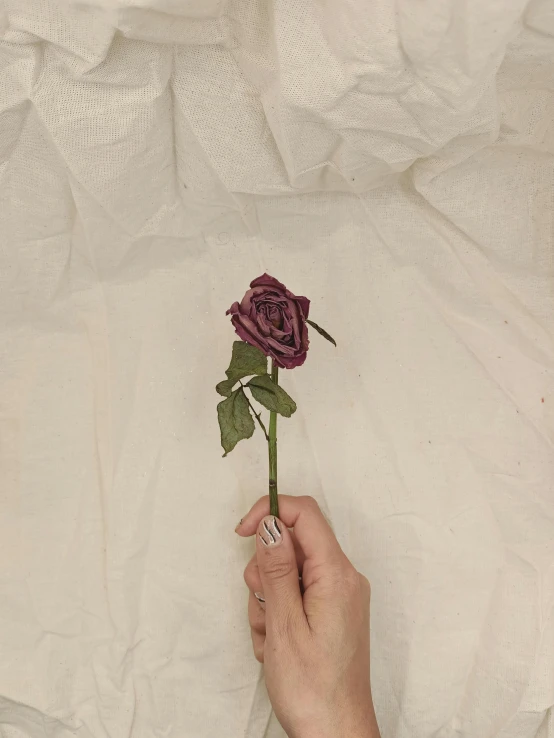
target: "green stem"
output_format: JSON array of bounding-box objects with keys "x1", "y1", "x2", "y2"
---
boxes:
[{"x1": 268, "y1": 361, "x2": 279, "y2": 517}]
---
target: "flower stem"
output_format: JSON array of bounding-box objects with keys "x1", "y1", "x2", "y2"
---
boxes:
[{"x1": 268, "y1": 361, "x2": 279, "y2": 517}]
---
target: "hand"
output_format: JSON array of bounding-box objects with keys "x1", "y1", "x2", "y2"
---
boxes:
[{"x1": 237, "y1": 496, "x2": 380, "y2": 738}]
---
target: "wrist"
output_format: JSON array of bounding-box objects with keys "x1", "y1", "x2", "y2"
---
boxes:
[
  {"x1": 293, "y1": 706, "x2": 380, "y2": 738},
  {"x1": 296, "y1": 726, "x2": 378, "y2": 738}
]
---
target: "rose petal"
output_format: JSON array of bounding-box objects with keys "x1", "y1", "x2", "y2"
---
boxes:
[
  {"x1": 265, "y1": 336, "x2": 297, "y2": 356},
  {"x1": 269, "y1": 323, "x2": 292, "y2": 341},
  {"x1": 296, "y1": 295, "x2": 310, "y2": 319},
  {"x1": 230, "y1": 314, "x2": 270, "y2": 356},
  {"x1": 281, "y1": 351, "x2": 307, "y2": 369},
  {"x1": 250, "y1": 273, "x2": 288, "y2": 293},
  {"x1": 280, "y1": 312, "x2": 293, "y2": 336},
  {"x1": 237, "y1": 289, "x2": 255, "y2": 314},
  {"x1": 300, "y1": 323, "x2": 309, "y2": 351},
  {"x1": 285, "y1": 303, "x2": 302, "y2": 347},
  {"x1": 257, "y1": 313, "x2": 273, "y2": 337},
  {"x1": 226, "y1": 301, "x2": 240, "y2": 317},
  {"x1": 241, "y1": 285, "x2": 275, "y2": 313}
]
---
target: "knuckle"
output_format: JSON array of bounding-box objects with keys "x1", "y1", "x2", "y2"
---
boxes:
[
  {"x1": 359, "y1": 574, "x2": 371, "y2": 598},
  {"x1": 251, "y1": 631, "x2": 265, "y2": 663},
  {"x1": 262, "y1": 553, "x2": 295, "y2": 580},
  {"x1": 342, "y1": 566, "x2": 362, "y2": 591},
  {"x1": 251, "y1": 621, "x2": 266, "y2": 636},
  {"x1": 248, "y1": 603, "x2": 266, "y2": 634},
  {"x1": 341, "y1": 568, "x2": 371, "y2": 605},
  {"x1": 271, "y1": 605, "x2": 300, "y2": 643},
  {"x1": 243, "y1": 559, "x2": 258, "y2": 589},
  {"x1": 299, "y1": 495, "x2": 320, "y2": 512}
]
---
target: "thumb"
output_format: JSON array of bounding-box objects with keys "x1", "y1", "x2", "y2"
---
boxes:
[{"x1": 256, "y1": 516, "x2": 305, "y2": 634}]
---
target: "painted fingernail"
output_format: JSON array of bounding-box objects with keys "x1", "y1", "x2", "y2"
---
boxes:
[
  {"x1": 258, "y1": 516, "x2": 283, "y2": 547},
  {"x1": 254, "y1": 592, "x2": 266, "y2": 609}
]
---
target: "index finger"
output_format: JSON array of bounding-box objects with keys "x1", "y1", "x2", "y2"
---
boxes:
[{"x1": 236, "y1": 495, "x2": 343, "y2": 566}]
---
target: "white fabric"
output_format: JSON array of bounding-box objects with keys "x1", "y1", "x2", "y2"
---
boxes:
[{"x1": 1, "y1": 1, "x2": 553, "y2": 736}]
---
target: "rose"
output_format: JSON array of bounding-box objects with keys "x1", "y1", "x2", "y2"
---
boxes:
[
  {"x1": 227, "y1": 274, "x2": 310, "y2": 369},
  {"x1": 218, "y1": 275, "x2": 336, "y2": 515}
]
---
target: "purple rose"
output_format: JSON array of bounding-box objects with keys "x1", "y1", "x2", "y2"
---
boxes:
[{"x1": 227, "y1": 274, "x2": 310, "y2": 369}]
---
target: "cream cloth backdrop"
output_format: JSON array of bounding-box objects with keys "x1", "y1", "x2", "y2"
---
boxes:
[{"x1": 0, "y1": 1, "x2": 553, "y2": 736}]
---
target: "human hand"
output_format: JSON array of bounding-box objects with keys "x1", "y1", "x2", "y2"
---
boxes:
[{"x1": 237, "y1": 496, "x2": 380, "y2": 738}]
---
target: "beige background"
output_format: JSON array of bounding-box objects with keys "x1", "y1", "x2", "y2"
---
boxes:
[{"x1": 0, "y1": 1, "x2": 553, "y2": 736}]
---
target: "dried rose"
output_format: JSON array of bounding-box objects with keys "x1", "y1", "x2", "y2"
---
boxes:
[
  {"x1": 218, "y1": 274, "x2": 336, "y2": 516},
  {"x1": 227, "y1": 273, "x2": 310, "y2": 369}
]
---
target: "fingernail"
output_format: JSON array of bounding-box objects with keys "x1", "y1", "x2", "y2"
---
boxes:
[
  {"x1": 258, "y1": 516, "x2": 283, "y2": 547},
  {"x1": 254, "y1": 592, "x2": 266, "y2": 609},
  {"x1": 235, "y1": 518, "x2": 243, "y2": 533}
]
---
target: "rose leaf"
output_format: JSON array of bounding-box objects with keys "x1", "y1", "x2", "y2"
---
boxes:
[
  {"x1": 225, "y1": 341, "x2": 268, "y2": 383},
  {"x1": 307, "y1": 319, "x2": 337, "y2": 347},
  {"x1": 216, "y1": 378, "x2": 236, "y2": 397},
  {"x1": 246, "y1": 375, "x2": 297, "y2": 418},
  {"x1": 217, "y1": 388, "x2": 256, "y2": 456}
]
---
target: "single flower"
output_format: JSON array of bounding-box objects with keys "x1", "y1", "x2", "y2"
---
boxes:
[
  {"x1": 218, "y1": 274, "x2": 336, "y2": 517},
  {"x1": 227, "y1": 273, "x2": 310, "y2": 369}
]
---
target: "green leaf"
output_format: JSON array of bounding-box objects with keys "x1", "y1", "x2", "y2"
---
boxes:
[
  {"x1": 225, "y1": 341, "x2": 268, "y2": 383},
  {"x1": 217, "y1": 388, "x2": 255, "y2": 456},
  {"x1": 307, "y1": 319, "x2": 337, "y2": 347},
  {"x1": 247, "y1": 374, "x2": 297, "y2": 418},
  {"x1": 216, "y1": 378, "x2": 236, "y2": 397}
]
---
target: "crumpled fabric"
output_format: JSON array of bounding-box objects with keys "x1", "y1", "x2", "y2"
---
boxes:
[{"x1": 0, "y1": 0, "x2": 553, "y2": 736}]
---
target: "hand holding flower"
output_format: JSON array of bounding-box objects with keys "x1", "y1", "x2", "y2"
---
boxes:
[{"x1": 237, "y1": 495, "x2": 381, "y2": 738}]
